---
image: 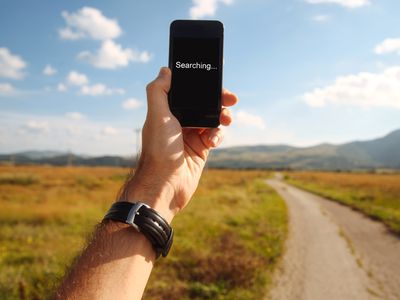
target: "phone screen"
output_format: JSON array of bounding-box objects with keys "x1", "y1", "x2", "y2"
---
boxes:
[{"x1": 170, "y1": 37, "x2": 221, "y2": 110}]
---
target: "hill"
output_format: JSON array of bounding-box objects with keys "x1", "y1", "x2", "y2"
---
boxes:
[
  {"x1": 1, "y1": 129, "x2": 399, "y2": 170},
  {"x1": 0, "y1": 153, "x2": 136, "y2": 168},
  {"x1": 208, "y1": 129, "x2": 400, "y2": 170}
]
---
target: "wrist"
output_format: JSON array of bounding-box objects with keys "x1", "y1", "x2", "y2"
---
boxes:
[{"x1": 119, "y1": 171, "x2": 177, "y2": 224}]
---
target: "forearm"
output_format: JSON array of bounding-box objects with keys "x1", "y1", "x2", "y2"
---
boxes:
[
  {"x1": 56, "y1": 220, "x2": 156, "y2": 300},
  {"x1": 56, "y1": 173, "x2": 176, "y2": 300}
]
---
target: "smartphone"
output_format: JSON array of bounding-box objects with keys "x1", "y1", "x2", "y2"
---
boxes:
[{"x1": 168, "y1": 20, "x2": 224, "y2": 128}]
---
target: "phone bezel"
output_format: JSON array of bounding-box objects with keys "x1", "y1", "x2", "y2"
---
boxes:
[{"x1": 168, "y1": 20, "x2": 224, "y2": 128}]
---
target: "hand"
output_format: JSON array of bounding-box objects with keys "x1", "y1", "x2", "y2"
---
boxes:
[{"x1": 121, "y1": 67, "x2": 238, "y2": 222}]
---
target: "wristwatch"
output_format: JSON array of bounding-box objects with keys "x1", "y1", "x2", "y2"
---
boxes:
[{"x1": 103, "y1": 201, "x2": 174, "y2": 258}]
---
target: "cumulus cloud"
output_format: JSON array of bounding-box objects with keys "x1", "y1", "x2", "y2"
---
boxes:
[
  {"x1": 235, "y1": 110, "x2": 266, "y2": 130},
  {"x1": 80, "y1": 83, "x2": 125, "y2": 96},
  {"x1": 374, "y1": 38, "x2": 400, "y2": 55},
  {"x1": 66, "y1": 71, "x2": 89, "y2": 86},
  {"x1": 59, "y1": 7, "x2": 150, "y2": 70},
  {"x1": 0, "y1": 83, "x2": 14, "y2": 95},
  {"x1": 122, "y1": 98, "x2": 142, "y2": 110},
  {"x1": 190, "y1": 0, "x2": 233, "y2": 19},
  {"x1": 25, "y1": 120, "x2": 49, "y2": 133},
  {"x1": 0, "y1": 112, "x2": 135, "y2": 155},
  {"x1": 57, "y1": 83, "x2": 67, "y2": 92},
  {"x1": 59, "y1": 27, "x2": 84, "y2": 40},
  {"x1": 312, "y1": 14, "x2": 331, "y2": 22},
  {"x1": 43, "y1": 64, "x2": 57, "y2": 76},
  {"x1": 59, "y1": 7, "x2": 121, "y2": 41},
  {"x1": 0, "y1": 48, "x2": 27, "y2": 79},
  {"x1": 101, "y1": 126, "x2": 118, "y2": 135},
  {"x1": 303, "y1": 66, "x2": 400, "y2": 109},
  {"x1": 78, "y1": 40, "x2": 151, "y2": 69},
  {"x1": 65, "y1": 112, "x2": 85, "y2": 120},
  {"x1": 305, "y1": 0, "x2": 370, "y2": 8}
]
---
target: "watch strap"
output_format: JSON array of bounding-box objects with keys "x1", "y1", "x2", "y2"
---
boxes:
[{"x1": 104, "y1": 201, "x2": 173, "y2": 258}]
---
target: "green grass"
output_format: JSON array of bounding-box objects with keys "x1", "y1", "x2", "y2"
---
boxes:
[
  {"x1": 286, "y1": 171, "x2": 400, "y2": 234},
  {"x1": 0, "y1": 173, "x2": 39, "y2": 186},
  {"x1": 0, "y1": 166, "x2": 287, "y2": 299}
]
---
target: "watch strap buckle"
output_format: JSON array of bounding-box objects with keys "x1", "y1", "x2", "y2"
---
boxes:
[{"x1": 126, "y1": 202, "x2": 150, "y2": 231}]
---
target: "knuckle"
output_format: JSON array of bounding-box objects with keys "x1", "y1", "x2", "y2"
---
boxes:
[
  {"x1": 223, "y1": 109, "x2": 231, "y2": 117},
  {"x1": 146, "y1": 81, "x2": 159, "y2": 93},
  {"x1": 147, "y1": 78, "x2": 165, "y2": 91}
]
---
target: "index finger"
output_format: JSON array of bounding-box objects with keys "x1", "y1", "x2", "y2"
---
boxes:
[{"x1": 222, "y1": 88, "x2": 239, "y2": 107}]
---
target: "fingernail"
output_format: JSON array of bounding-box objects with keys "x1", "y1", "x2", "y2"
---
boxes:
[{"x1": 211, "y1": 136, "x2": 219, "y2": 146}]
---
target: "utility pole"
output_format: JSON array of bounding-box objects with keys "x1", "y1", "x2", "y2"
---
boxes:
[
  {"x1": 67, "y1": 149, "x2": 73, "y2": 167},
  {"x1": 134, "y1": 128, "x2": 141, "y2": 167},
  {"x1": 10, "y1": 154, "x2": 15, "y2": 166}
]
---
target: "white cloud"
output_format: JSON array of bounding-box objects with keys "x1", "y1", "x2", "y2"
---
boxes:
[
  {"x1": 305, "y1": 0, "x2": 370, "y2": 8},
  {"x1": 0, "y1": 48, "x2": 27, "y2": 80},
  {"x1": 303, "y1": 65, "x2": 400, "y2": 109},
  {"x1": 43, "y1": 64, "x2": 57, "y2": 76},
  {"x1": 59, "y1": 7, "x2": 122, "y2": 41},
  {"x1": 101, "y1": 126, "x2": 118, "y2": 135},
  {"x1": 235, "y1": 110, "x2": 266, "y2": 130},
  {"x1": 25, "y1": 121, "x2": 49, "y2": 133},
  {"x1": 122, "y1": 98, "x2": 142, "y2": 110},
  {"x1": 80, "y1": 83, "x2": 125, "y2": 96},
  {"x1": 0, "y1": 83, "x2": 14, "y2": 95},
  {"x1": 374, "y1": 38, "x2": 400, "y2": 55},
  {"x1": 65, "y1": 112, "x2": 85, "y2": 120},
  {"x1": 58, "y1": 7, "x2": 150, "y2": 70},
  {"x1": 0, "y1": 112, "x2": 136, "y2": 155},
  {"x1": 59, "y1": 27, "x2": 85, "y2": 40},
  {"x1": 312, "y1": 14, "x2": 331, "y2": 22},
  {"x1": 66, "y1": 71, "x2": 89, "y2": 86},
  {"x1": 57, "y1": 83, "x2": 67, "y2": 92},
  {"x1": 189, "y1": 0, "x2": 233, "y2": 19},
  {"x1": 78, "y1": 40, "x2": 151, "y2": 69}
]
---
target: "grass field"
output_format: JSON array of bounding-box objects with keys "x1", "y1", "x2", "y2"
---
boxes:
[
  {"x1": 286, "y1": 171, "x2": 400, "y2": 234},
  {"x1": 0, "y1": 166, "x2": 287, "y2": 299}
]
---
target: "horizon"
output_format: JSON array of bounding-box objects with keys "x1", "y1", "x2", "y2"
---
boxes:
[
  {"x1": 1, "y1": 0, "x2": 400, "y2": 155},
  {"x1": 1, "y1": 126, "x2": 397, "y2": 157}
]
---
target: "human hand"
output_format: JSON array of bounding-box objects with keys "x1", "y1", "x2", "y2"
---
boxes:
[{"x1": 120, "y1": 67, "x2": 238, "y2": 222}]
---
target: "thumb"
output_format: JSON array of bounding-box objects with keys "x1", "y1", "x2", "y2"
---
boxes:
[
  {"x1": 146, "y1": 67, "x2": 171, "y2": 97},
  {"x1": 156, "y1": 67, "x2": 172, "y2": 91},
  {"x1": 146, "y1": 67, "x2": 172, "y2": 116}
]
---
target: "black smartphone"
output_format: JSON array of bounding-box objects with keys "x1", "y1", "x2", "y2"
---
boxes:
[{"x1": 168, "y1": 20, "x2": 224, "y2": 128}]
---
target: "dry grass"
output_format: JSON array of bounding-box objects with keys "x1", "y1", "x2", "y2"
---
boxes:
[
  {"x1": 0, "y1": 166, "x2": 287, "y2": 299},
  {"x1": 286, "y1": 171, "x2": 400, "y2": 234}
]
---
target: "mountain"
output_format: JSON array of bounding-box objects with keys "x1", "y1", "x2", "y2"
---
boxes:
[
  {"x1": 0, "y1": 153, "x2": 136, "y2": 168},
  {"x1": 13, "y1": 150, "x2": 67, "y2": 160},
  {"x1": 208, "y1": 129, "x2": 400, "y2": 170},
  {"x1": 1, "y1": 129, "x2": 399, "y2": 170}
]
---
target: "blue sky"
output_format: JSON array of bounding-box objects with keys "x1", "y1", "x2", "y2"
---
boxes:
[{"x1": 1, "y1": 0, "x2": 400, "y2": 155}]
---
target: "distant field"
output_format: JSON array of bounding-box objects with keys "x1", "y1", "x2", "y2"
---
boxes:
[
  {"x1": 286, "y1": 172, "x2": 400, "y2": 234},
  {"x1": 0, "y1": 166, "x2": 287, "y2": 299}
]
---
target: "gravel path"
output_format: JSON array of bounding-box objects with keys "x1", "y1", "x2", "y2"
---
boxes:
[{"x1": 266, "y1": 179, "x2": 400, "y2": 300}]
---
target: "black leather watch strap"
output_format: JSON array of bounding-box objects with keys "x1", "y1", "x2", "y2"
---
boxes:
[{"x1": 104, "y1": 201, "x2": 174, "y2": 258}]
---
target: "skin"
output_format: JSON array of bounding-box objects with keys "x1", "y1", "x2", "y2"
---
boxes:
[{"x1": 55, "y1": 67, "x2": 238, "y2": 300}]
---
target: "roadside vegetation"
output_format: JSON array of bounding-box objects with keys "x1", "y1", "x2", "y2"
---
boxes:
[
  {"x1": 286, "y1": 171, "x2": 400, "y2": 234},
  {"x1": 0, "y1": 166, "x2": 287, "y2": 299}
]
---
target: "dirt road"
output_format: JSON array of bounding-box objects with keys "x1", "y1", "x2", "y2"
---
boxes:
[{"x1": 266, "y1": 179, "x2": 400, "y2": 300}]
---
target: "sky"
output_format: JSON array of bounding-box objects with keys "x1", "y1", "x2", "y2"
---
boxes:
[{"x1": 1, "y1": 0, "x2": 400, "y2": 155}]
